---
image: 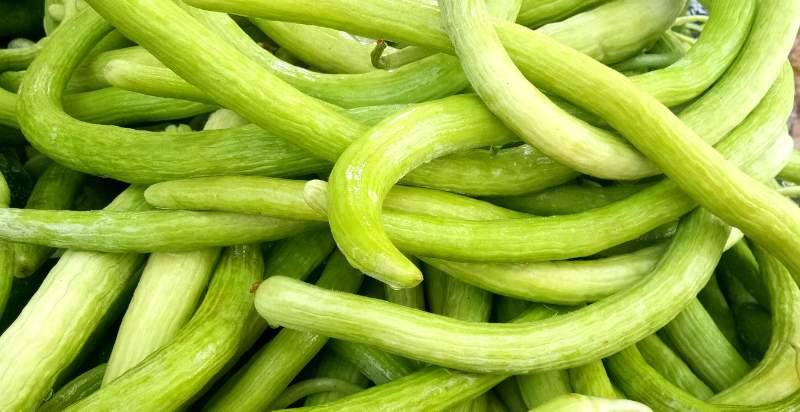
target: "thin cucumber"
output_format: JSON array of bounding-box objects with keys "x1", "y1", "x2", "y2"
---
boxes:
[
  {"x1": 636, "y1": 334, "x2": 714, "y2": 399},
  {"x1": 698, "y1": 274, "x2": 743, "y2": 351},
  {"x1": 65, "y1": 244, "x2": 263, "y2": 411},
  {"x1": 488, "y1": 182, "x2": 648, "y2": 216},
  {"x1": 660, "y1": 299, "x2": 751, "y2": 392},
  {"x1": 710, "y1": 243, "x2": 800, "y2": 404},
  {"x1": 272, "y1": 378, "x2": 364, "y2": 410},
  {"x1": 14, "y1": 163, "x2": 84, "y2": 278},
  {"x1": 38, "y1": 364, "x2": 106, "y2": 412},
  {"x1": 732, "y1": 303, "x2": 772, "y2": 362},
  {"x1": 0, "y1": 172, "x2": 11, "y2": 317},
  {"x1": 145, "y1": 176, "x2": 526, "y2": 222},
  {"x1": 568, "y1": 361, "x2": 617, "y2": 399},
  {"x1": 517, "y1": 371, "x2": 571, "y2": 409},
  {"x1": 778, "y1": 150, "x2": 800, "y2": 183},
  {"x1": 528, "y1": 394, "x2": 650, "y2": 412},
  {"x1": 328, "y1": 339, "x2": 416, "y2": 385},
  {"x1": 252, "y1": 21, "x2": 376, "y2": 74},
  {"x1": 303, "y1": 351, "x2": 369, "y2": 406},
  {"x1": 516, "y1": 0, "x2": 609, "y2": 26},
  {"x1": 3, "y1": 85, "x2": 214, "y2": 129},
  {"x1": 443, "y1": 276, "x2": 494, "y2": 411},
  {"x1": 0, "y1": 186, "x2": 148, "y2": 411},
  {"x1": 102, "y1": 248, "x2": 220, "y2": 384},
  {"x1": 255, "y1": 209, "x2": 731, "y2": 373},
  {"x1": 203, "y1": 251, "x2": 362, "y2": 412},
  {"x1": 0, "y1": 208, "x2": 321, "y2": 252},
  {"x1": 275, "y1": 367, "x2": 505, "y2": 412}
]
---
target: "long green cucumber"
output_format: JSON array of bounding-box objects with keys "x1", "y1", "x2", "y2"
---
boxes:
[
  {"x1": 323, "y1": 69, "x2": 791, "y2": 283},
  {"x1": 488, "y1": 182, "x2": 648, "y2": 216},
  {"x1": 144, "y1": 176, "x2": 525, "y2": 223},
  {"x1": 327, "y1": 339, "x2": 416, "y2": 385},
  {"x1": 528, "y1": 394, "x2": 650, "y2": 412},
  {"x1": 273, "y1": 378, "x2": 365, "y2": 410},
  {"x1": 203, "y1": 251, "x2": 362, "y2": 412},
  {"x1": 255, "y1": 208, "x2": 730, "y2": 373},
  {"x1": 0, "y1": 186, "x2": 147, "y2": 411},
  {"x1": 606, "y1": 345, "x2": 800, "y2": 412},
  {"x1": 38, "y1": 363, "x2": 106, "y2": 412},
  {"x1": 516, "y1": 0, "x2": 609, "y2": 26},
  {"x1": 443, "y1": 275, "x2": 494, "y2": 412},
  {"x1": 661, "y1": 299, "x2": 751, "y2": 391},
  {"x1": 14, "y1": 163, "x2": 84, "y2": 278},
  {"x1": 0, "y1": 172, "x2": 11, "y2": 317},
  {"x1": 710, "y1": 243, "x2": 800, "y2": 404},
  {"x1": 65, "y1": 244, "x2": 262, "y2": 411},
  {"x1": 636, "y1": 334, "x2": 714, "y2": 399},
  {"x1": 2, "y1": 85, "x2": 214, "y2": 130},
  {"x1": 303, "y1": 351, "x2": 369, "y2": 406},
  {"x1": 568, "y1": 361, "x2": 617, "y2": 399},
  {"x1": 698, "y1": 274, "x2": 743, "y2": 351},
  {"x1": 251, "y1": 21, "x2": 376, "y2": 74},
  {"x1": 277, "y1": 367, "x2": 505, "y2": 412},
  {"x1": 0, "y1": 208, "x2": 320, "y2": 252},
  {"x1": 733, "y1": 302, "x2": 772, "y2": 362},
  {"x1": 102, "y1": 248, "x2": 220, "y2": 384}
]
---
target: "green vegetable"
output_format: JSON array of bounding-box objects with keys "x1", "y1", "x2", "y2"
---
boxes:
[
  {"x1": 636, "y1": 334, "x2": 714, "y2": 399},
  {"x1": 0, "y1": 172, "x2": 12, "y2": 318},
  {"x1": 38, "y1": 363, "x2": 107, "y2": 412},
  {"x1": 255, "y1": 208, "x2": 730, "y2": 373},
  {"x1": 251, "y1": 21, "x2": 377, "y2": 74},
  {"x1": 733, "y1": 302, "x2": 772, "y2": 361},
  {"x1": 0, "y1": 186, "x2": 147, "y2": 411},
  {"x1": 276, "y1": 367, "x2": 505, "y2": 412},
  {"x1": 568, "y1": 361, "x2": 617, "y2": 400},
  {"x1": 328, "y1": 340, "x2": 416, "y2": 385},
  {"x1": 13, "y1": 163, "x2": 84, "y2": 278},
  {"x1": 65, "y1": 244, "x2": 263, "y2": 411},
  {"x1": 660, "y1": 299, "x2": 751, "y2": 391},
  {"x1": 697, "y1": 274, "x2": 743, "y2": 351},
  {"x1": 272, "y1": 378, "x2": 365, "y2": 410},
  {"x1": 527, "y1": 394, "x2": 651, "y2": 412},
  {"x1": 322, "y1": 67, "x2": 791, "y2": 284},
  {"x1": 516, "y1": 0, "x2": 608, "y2": 26},
  {"x1": 302, "y1": 351, "x2": 369, "y2": 406},
  {"x1": 710, "y1": 243, "x2": 800, "y2": 404},
  {"x1": 203, "y1": 251, "x2": 362, "y2": 412},
  {"x1": 488, "y1": 182, "x2": 648, "y2": 216},
  {"x1": 102, "y1": 248, "x2": 220, "y2": 383}
]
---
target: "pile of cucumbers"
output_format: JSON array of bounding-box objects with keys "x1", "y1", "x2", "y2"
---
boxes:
[{"x1": 0, "y1": 0, "x2": 799, "y2": 411}]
